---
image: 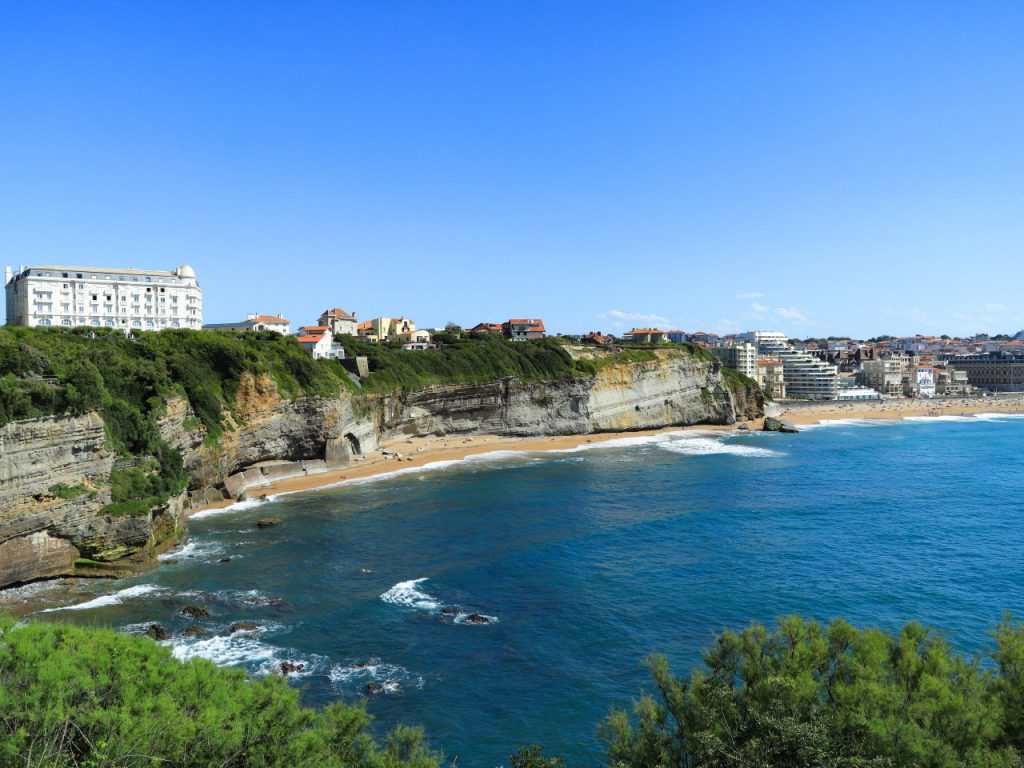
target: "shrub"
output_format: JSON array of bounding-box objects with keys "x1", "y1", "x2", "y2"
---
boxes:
[{"x1": 0, "y1": 617, "x2": 442, "y2": 767}]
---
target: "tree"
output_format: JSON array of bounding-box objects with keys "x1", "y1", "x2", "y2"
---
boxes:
[{"x1": 602, "y1": 616, "x2": 1023, "y2": 767}]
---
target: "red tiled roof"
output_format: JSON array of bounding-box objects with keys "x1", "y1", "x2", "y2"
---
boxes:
[
  {"x1": 322, "y1": 308, "x2": 354, "y2": 319},
  {"x1": 299, "y1": 325, "x2": 329, "y2": 332},
  {"x1": 297, "y1": 334, "x2": 324, "y2": 343},
  {"x1": 626, "y1": 328, "x2": 665, "y2": 335},
  {"x1": 249, "y1": 315, "x2": 289, "y2": 325}
]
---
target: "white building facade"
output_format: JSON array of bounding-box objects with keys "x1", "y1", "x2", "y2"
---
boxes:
[
  {"x1": 5, "y1": 264, "x2": 202, "y2": 330},
  {"x1": 741, "y1": 331, "x2": 840, "y2": 400},
  {"x1": 709, "y1": 342, "x2": 758, "y2": 378}
]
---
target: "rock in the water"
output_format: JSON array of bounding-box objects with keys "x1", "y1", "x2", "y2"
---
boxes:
[
  {"x1": 230, "y1": 621, "x2": 258, "y2": 634},
  {"x1": 366, "y1": 682, "x2": 384, "y2": 694},
  {"x1": 256, "y1": 517, "x2": 282, "y2": 528},
  {"x1": 237, "y1": 490, "x2": 250, "y2": 502},
  {"x1": 145, "y1": 623, "x2": 168, "y2": 641},
  {"x1": 441, "y1": 606, "x2": 459, "y2": 615},
  {"x1": 465, "y1": 613, "x2": 490, "y2": 624},
  {"x1": 181, "y1": 604, "x2": 211, "y2": 619},
  {"x1": 162, "y1": 559, "x2": 179, "y2": 565},
  {"x1": 763, "y1": 417, "x2": 800, "y2": 433},
  {"x1": 218, "y1": 557, "x2": 232, "y2": 563},
  {"x1": 279, "y1": 661, "x2": 305, "y2": 676},
  {"x1": 183, "y1": 625, "x2": 208, "y2": 638}
]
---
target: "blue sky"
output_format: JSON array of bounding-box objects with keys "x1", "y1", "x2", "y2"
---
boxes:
[{"x1": 2, "y1": 2, "x2": 1022, "y2": 338}]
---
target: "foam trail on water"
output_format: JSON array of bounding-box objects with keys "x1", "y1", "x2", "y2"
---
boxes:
[
  {"x1": 657, "y1": 437, "x2": 780, "y2": 458},
  {"x1": 190, "y1": 495, "x2": 281, "y2": 519},
  {"x1": 380, "y1": 578, "x2": 442, "y2": 611},
  {"x1": 799, "y1": 418, "x2": 900, "y2": 430},
  {"x1": 39, "y1": 584, "x2": 162, "y2": 612}
]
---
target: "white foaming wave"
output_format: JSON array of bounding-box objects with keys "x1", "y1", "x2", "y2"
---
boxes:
[
  {"x1": 799, "y1": 418, "x2": 899, "y2": 430},
  {"x1": 171, "y1": 630, "x2": 278, "y2": 666},
  {"x1": 380, "y1": 578, "x2": 442, "y2": 611},
  {"x1": 549, "y1": 430, "x2": 717, "y2": 454},
  {"x1": 39, "y1": 584, "x2": 162, "y2": 613},
  {"x1": 190, "y1": 496, "x2": 281, "y2": 519},
  {"x1": 159, "y1": 540, "x2": 224, "y2": 561},
  {"x1": 657, "y1": 437, "x2": 780, "y2": 458},
  {"x1": 329, "y1": 658, "x2": 425, "y2": 691},
  {"x1": 967, "y1": 412, "x2": 1024, "y2": 422},
  {"x1": 904, "y1": 414, "x2": 980, "y2": 423}
]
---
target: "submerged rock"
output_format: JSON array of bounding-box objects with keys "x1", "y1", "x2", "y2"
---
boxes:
[
  {"x1": 366, "y1": 682, "x2": 384, "y2": 694},
  {"x1": 145, "y1": 623, "x2": 168, "y2": 641},
  {"x1": 465, "y1": 613, "x2": 490, "y2": 624},
  {"x1": 256, "y1": 517, "x2": 282, "y2": 529},
  {"x1": 180, "y1": 604, "x2": 211, "y2": 619},
  {"x1": 182, "y1": 625, "x2": 208, "y2": 638},
  {"x1": 229, "y1": 621, "x2": 258, "y2": 634},
  {"x1": 218, "y1": 557, "x2": 232, "y2": 563},
  {"x1": 441, "y1": 606, "x2": 459, "y2": 615},
  {"x1": 279, "y1": 661, "x2": 305, "y2": 676}
]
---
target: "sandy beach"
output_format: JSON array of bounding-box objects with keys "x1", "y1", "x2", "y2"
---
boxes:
[{"x1": 189, "y1": 394, "x2": 1024, "y2": 516}]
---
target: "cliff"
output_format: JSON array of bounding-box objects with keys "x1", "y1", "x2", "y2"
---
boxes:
[{"x1": 0, "y1": 347, "x2": 761, "y2": 588}]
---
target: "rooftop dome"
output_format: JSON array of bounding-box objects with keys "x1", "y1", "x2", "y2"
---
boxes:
[{"x1": 176, "y1": 265, "x2": 196, "y2": 278}]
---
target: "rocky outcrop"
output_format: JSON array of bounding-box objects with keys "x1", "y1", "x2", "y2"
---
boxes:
[
  {"x1": 0, "y1": 411, "x2": 191, "y2": 587},
  {"x1": 0, "y1": 350, "x2": 763, "y2": 588},
  {"x1": 380, "y1": 349, "x2": 761, "y2": 438}
]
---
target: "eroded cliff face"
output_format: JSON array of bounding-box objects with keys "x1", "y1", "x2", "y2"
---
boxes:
[
  {"x1": 0, "y1": 352, "x2": 762, "y2": 588},
  {"x1": 379, "y1": 349, "x2": 762, "y2": 438},
  {"x1": 0, "y1": 413, "x2": 188, "y2": 586}
]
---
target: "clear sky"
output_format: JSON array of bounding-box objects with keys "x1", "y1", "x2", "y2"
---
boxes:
[{"x1": 2, "y1": 2, "x2": 1022, "y2": 338}]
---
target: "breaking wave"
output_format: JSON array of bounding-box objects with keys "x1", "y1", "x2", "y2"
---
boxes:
[
  {"x1": 380, "y1": 578, "x2": 442, "y2": 611},
  {"x1": 38, "y1": 584, "x2": 163, "y2": 613},
  {"x1": 657, "y1": 436, "x2": 780, "y2": 458}
]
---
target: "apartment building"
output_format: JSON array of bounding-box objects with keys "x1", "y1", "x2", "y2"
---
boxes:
[
  {"x1": 949, "y1": 352, "x2": 1024, "y2": 392},
  {"x1": 741, "y1": 331, "x2": 839, "y2": 400},
  {"x1": 757, "y1": 358, "x2": 786, "y2": 399},
  {"x1": 709, "y1": 342, "x2": 758, "y2": 378},
  {"x1": 5, "y1": 264, "x2": 202, "y2": 330}
]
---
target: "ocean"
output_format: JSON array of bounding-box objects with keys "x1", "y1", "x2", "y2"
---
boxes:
[{"x1": 29, "y1": 414, "x2": 1024, "y2": 765}]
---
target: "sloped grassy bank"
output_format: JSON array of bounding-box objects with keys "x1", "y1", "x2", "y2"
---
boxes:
[{"x1": 6, "y1": 614, "x2": 1024, "y2": 767}]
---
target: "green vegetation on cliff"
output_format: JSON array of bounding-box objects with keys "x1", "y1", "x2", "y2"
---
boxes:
[
  {"x1": 340, "y1": 334, "x2": 589, "y2": 393},
  {"x1": 0, "y1": 617, "x2": 441, "y2": 767},
  {"x1": 603, "y1": 614, "x2": 1024, "y2": 767},
  {"x1": 0, "y1": 327, "x2": 352, "y2": 513}
]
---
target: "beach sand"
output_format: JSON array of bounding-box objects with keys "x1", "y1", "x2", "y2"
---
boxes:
[{"x1": 189, "y1": 395, "x2": 1024, "y2": 516}]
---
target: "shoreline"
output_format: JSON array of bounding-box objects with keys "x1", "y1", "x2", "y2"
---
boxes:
[
  {"x1": 6, "y1": 394, "x2": 1023, "y2": 616},
  {"x1": 188, "y1": 394, "x2": 1024, "y2": 516}
]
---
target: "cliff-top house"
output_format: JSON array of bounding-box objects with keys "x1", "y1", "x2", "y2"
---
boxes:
[
  {"x1": 319, "y1": 307, "x2": 358, "y2": 336},
  {"x1": 204, "y1": 313, "x2": 290, "y2": 335}
]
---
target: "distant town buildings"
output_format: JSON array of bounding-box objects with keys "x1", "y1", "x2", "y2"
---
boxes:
[
  {"x1": 740, "y1": 331, "x2": 840, "y2": 400},
  {"x1": 357, "y1": 317, "x2": 431, "y2": 345},
  {"x1": 948, "y1": 352, "x2": 1024, "y2": 392},
  {"x1": 295, "y1": 325, "x2": 344, "y2": 360},
  {"x1": 318, "y1": 308, "x2": 358, "y2": 336},
  {"x1": 468, "y1": 319, "x2": 547, "y2": 341},
  {"x1": 203, "y1": 313, "x2": 290, "y2": 334},
  {"x1": 709, "y1": 341, "x2": 758, "y2": 378},
  {"x1": 5, "y1": 264, "x2": 202, "y2": 330},
  {"x1": 757, "y1": 358, "x2": 786, "y2": 400}
]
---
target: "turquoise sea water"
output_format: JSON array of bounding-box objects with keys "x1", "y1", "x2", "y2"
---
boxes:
[{"x1": 32, "y1": 414, "x2": 1024, "y2": 765}]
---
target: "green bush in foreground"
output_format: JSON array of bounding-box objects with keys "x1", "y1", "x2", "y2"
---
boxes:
[
  {"x1": 603, "y1": 615, "x2": 1024, "y2": 768},
  {"x1": 0, "y1": 617, "x2": 441, "y2": 768}
]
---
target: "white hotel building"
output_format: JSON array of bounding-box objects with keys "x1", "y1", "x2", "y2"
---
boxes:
[{"x1": 5, "y1": 264, "x2": 202, "y2": 330}]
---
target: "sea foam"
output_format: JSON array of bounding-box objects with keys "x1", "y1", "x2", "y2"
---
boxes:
[
  {"x1": 657, "y1": 436, "x2": 780, "y2": 458},
  {"x1": 39, "y1": 583, "x2": 162, "y2": 612},
  {"x1": 380, "y1": 578, "x2": 442, "y2": 611}
]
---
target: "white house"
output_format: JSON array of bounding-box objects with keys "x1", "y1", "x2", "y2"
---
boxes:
[{"x1": 296, "y1": 326, "x2": 344, "y2": 359}]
